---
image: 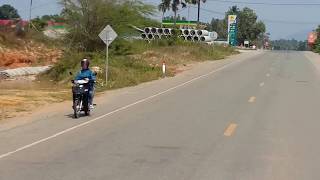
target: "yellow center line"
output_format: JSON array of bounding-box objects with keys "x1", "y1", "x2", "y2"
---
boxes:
[
  {"x1": 248, "y1": 96, "x2": 256, "y2": 103},
  {"x1": 224, "y1": 123, "x2": 238, "y2": 137}
]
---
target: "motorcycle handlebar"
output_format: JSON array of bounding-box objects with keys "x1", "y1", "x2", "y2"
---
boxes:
[{"x1": 71, "y1": 79, "x2": 96, "y2": 84}]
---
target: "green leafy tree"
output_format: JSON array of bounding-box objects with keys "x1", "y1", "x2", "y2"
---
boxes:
[
  {"x1": 0, "y1": 4, "x2": 20, "y2": 19},
  {"x1": 207, "y1": 18, "x2": 227, "y2": 39},
  {"x1": 31, "y1": 14, "x2": 65, "y2": 31},
  {"x1": 208, "y1": 6, "x2": 266, "y2": 44},
  {"x1": 60, "y1": 0, "x2": 158, "y2": 51},
  {"x1": 158, "y1": 0, "x2": 171, "y2": 21},
  {"x1": 313, "y1": 26, "x2": 320, "y2": 53},
  {"x1": 31, "y1": 17, "x2": 47, "y2": 31},
  {"x1": 164, "y1": 15, "x2": 187, "y2": 21},
  {"x1": 226, "y1": 6, "x2": 266, "y2": 44},
  {"x1": 271, "y1": 39, "x2": 306, "y2": 51},
  {"x1": 297, "y1": 41, "x2": 307, "y2": 51}
]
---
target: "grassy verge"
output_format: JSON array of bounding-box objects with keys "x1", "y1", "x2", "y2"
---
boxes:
[
  {"x1": 41, "y1": 39, "x2": 238, "y2": 90},
  {"x1": 1, "y1": 39, "x2": 237, "y2": 120}
]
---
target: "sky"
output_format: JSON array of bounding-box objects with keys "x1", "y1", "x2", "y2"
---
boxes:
[{"x1": 1, "y1": 0, "x2": 320, "y2": 40}]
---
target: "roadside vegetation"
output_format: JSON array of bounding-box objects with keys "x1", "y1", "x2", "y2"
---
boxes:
[
  {"x1": 41, "y1": 0, "x2": 237, "y2": 89},
  {"x1": 271, "y1": 39, "x2": 308, "y2": 51},
  {"x1": 42, "y1": 39, "x2": 236, "y2": 89},
  {"x1": 206, "y1": 6, "x2": 266, "y2": 46},
  {"x1": 311, "y1": 26, "x2": 320, "y2": 53}
]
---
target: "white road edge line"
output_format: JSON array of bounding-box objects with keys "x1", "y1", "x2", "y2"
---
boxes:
[
  {"x1": 259, "y1": 82, "x2": 265, "y2": 87},
  {"x1": 0, "y1": 58, "x2": 243, "y2": 160}
]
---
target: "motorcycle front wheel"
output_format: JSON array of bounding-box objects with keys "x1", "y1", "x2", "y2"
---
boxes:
[{"x1": 73, "y1": 99, "x2": 81, "y2": 118}]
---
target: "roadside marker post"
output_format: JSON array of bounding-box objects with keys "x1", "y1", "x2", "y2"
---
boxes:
[
  {"x1": 99, "y1": 25, "x2": 118, "y2": 86},
  {"x1": 162, "y1": 61, "x2": 166, "y2": 78}
]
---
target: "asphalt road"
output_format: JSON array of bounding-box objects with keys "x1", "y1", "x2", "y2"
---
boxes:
[{"x1": 1, "y1": 51, "x2": 320, "y2": 180}]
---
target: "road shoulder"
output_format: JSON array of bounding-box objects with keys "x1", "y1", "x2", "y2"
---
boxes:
[{"x1": 304, "y1": 51, "x2": 320, "y2": 75}]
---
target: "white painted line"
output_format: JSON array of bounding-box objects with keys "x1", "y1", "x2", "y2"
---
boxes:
[
  {"x1": 248, "y1": 96, "x2": 256, "y2": 103},
  {"x1": 0, "y1": 58, "x2": 243, "y2": 160},
  {"x1": 259, "y1": 82, "x2": 265, "y2": 87},
  {"x1": 266, "y1": 73, "x2": 270, "y2": 77}
]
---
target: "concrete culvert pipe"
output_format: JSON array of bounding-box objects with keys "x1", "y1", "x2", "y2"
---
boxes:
[
  {"x1": 151, "y1": 27, "x2": 157, "y2": 34},
  {"x1": 154, "y1": 34, "x2": 160, "y2": 39},
  {"x1": 187, "y1": 35, "x2": 193, "y2": 41},
  {"x1": 147, "y1": 33, "x2": 154, "y2": 40},
  {"x1": 164, "y1": 28, "x2": 171, "y2": 35},
  {"x1": 193, "y1": 36, "x2": 200, "y2": 41},
  {"x1": 170, "y1": 29, "x2": 178, "y2": 35},
  {"x1": 208, "y1": 31, "x2": 218, "y2": 40},
  {"x1": 183, "y1": 29, "x2": 190, "y2": 36},
  {"x1": 190, "y1": 29, "x2": 196, "y2": 36},
  {"x1": 144, "y1": 27, "x2": 151, "y2": 34},
  {"x1": 141, "y1": 33, "x2": 147, "y2": 39},
  {"x1": 197, "y1": 30, "x2": 209, "y2": 36},
  {"x1": 200, "y1": 36, "x2": 212, "y2": 42},
  {"x1": 157, "y1": 28, "x2": 163, "y2": 34},
  {"x1": 179, "y1": 29, "x2": 183, "y2": 35}
]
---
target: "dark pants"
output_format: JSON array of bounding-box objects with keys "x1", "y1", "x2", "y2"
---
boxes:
[{"x1": 88, "y1": 87, "x2": 95, "y2": 105}]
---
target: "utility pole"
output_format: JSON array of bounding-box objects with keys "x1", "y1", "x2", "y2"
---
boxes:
[
  {"x1": 188, "y1": 4, "x2": 190, "y2": 28},
  {"x1": 197, "y1": 0, "x2": 201, "y2": 25},
  {"x1": 29, "y1": 0, "x2": 33, "y2": 29}
]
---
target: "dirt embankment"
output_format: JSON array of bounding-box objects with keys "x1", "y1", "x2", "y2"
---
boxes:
[
  {"x1": 0, "y1": 33, "x2": 65, "y2": 120},
  {"x1": 0, "y1": 41, "x2": 62, "y2": 69}
]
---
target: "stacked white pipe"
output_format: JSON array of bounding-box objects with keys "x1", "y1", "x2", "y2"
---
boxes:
[{"x1": 140, "y1": 27, "x2": 218, "y2": 42}]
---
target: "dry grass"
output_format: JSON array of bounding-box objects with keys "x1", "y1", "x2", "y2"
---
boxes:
[{"x1": 0, "y1": 84, "x2": 69, "y2": 120}]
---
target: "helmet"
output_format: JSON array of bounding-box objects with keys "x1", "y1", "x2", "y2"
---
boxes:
[{"x1": 81, "y1": 58, "x2": 90, "y2": 69}]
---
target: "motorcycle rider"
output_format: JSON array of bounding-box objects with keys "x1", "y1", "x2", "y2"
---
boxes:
[{"x1": 75, "y1": 58, "x2": 96, "y2": 109}]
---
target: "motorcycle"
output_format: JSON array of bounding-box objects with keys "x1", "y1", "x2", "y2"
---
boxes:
[{"x1": 71, "y1": 79, "x2": 93, "y2": 118}]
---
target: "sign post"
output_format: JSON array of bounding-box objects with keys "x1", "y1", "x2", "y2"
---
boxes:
[
  {"x1": 106, "y1": 32, "x2": 109, "y2": 86},
  {"x1": 99, "y1": 25, "x2": 118, "y2": 86}
]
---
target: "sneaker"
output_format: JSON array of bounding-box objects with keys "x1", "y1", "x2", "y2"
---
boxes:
[{"x1": 90, "y1": 104, "x2": 94, "y2": 109}]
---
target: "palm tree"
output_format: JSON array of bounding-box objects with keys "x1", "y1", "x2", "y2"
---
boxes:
[
  {"x1": 159, "y1": 0, "x2": 187, "y2": 26},
  {"x1": 172, "y1": 0, "x2": 187, "y2": 26},
  {"x1": 185, "y1": 0, "x2": 206, "y2": 24},
  {"x1": 158, "y1": 0, "x2": 171, "y2": 27}
]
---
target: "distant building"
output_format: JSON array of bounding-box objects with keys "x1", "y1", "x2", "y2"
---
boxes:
[{"x1": 0, "y1": 19, "x2": 28, "y2": 31}]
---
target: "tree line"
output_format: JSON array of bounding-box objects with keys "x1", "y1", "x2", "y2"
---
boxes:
[
  {"x1": 1, "y1": 1, "x2": 267, "y2": 48},
  {"x1": 0, "y1": 4, "x2": 20, "y2": 19},
  {"x1": 271, "y1": 39, "x2": 307, "y2": 51},
  {"x1": 206, "y1": 6, "x2": 266, "y2": 46},
  {"x1": 158, "y1": 0, "x2": 206, "y2": 25},
  {"x1": 158, "y1": 2, "x2": 266, "y2": 46}
]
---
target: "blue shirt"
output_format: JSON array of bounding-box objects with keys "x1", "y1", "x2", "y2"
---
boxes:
[{"x1": 75, "y1": 69, "x2": 96, "y2": 89}]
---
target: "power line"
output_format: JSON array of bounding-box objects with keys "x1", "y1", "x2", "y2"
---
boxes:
[
  {"x1": 190, "y1": 6, "x2": 320, "y2": 25},
  {"x1": 263, "y1": 19, "x2": 320, "y2": 25},
  {"x1": 189, "y1": 6, "x2": 225, "y2": 15},
  {"x1": 206, "y1": 0, "x2": 320, "y2": 6},
  {"x1": 18, "y1": 2, "x2": 61, "y2": 15}
]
